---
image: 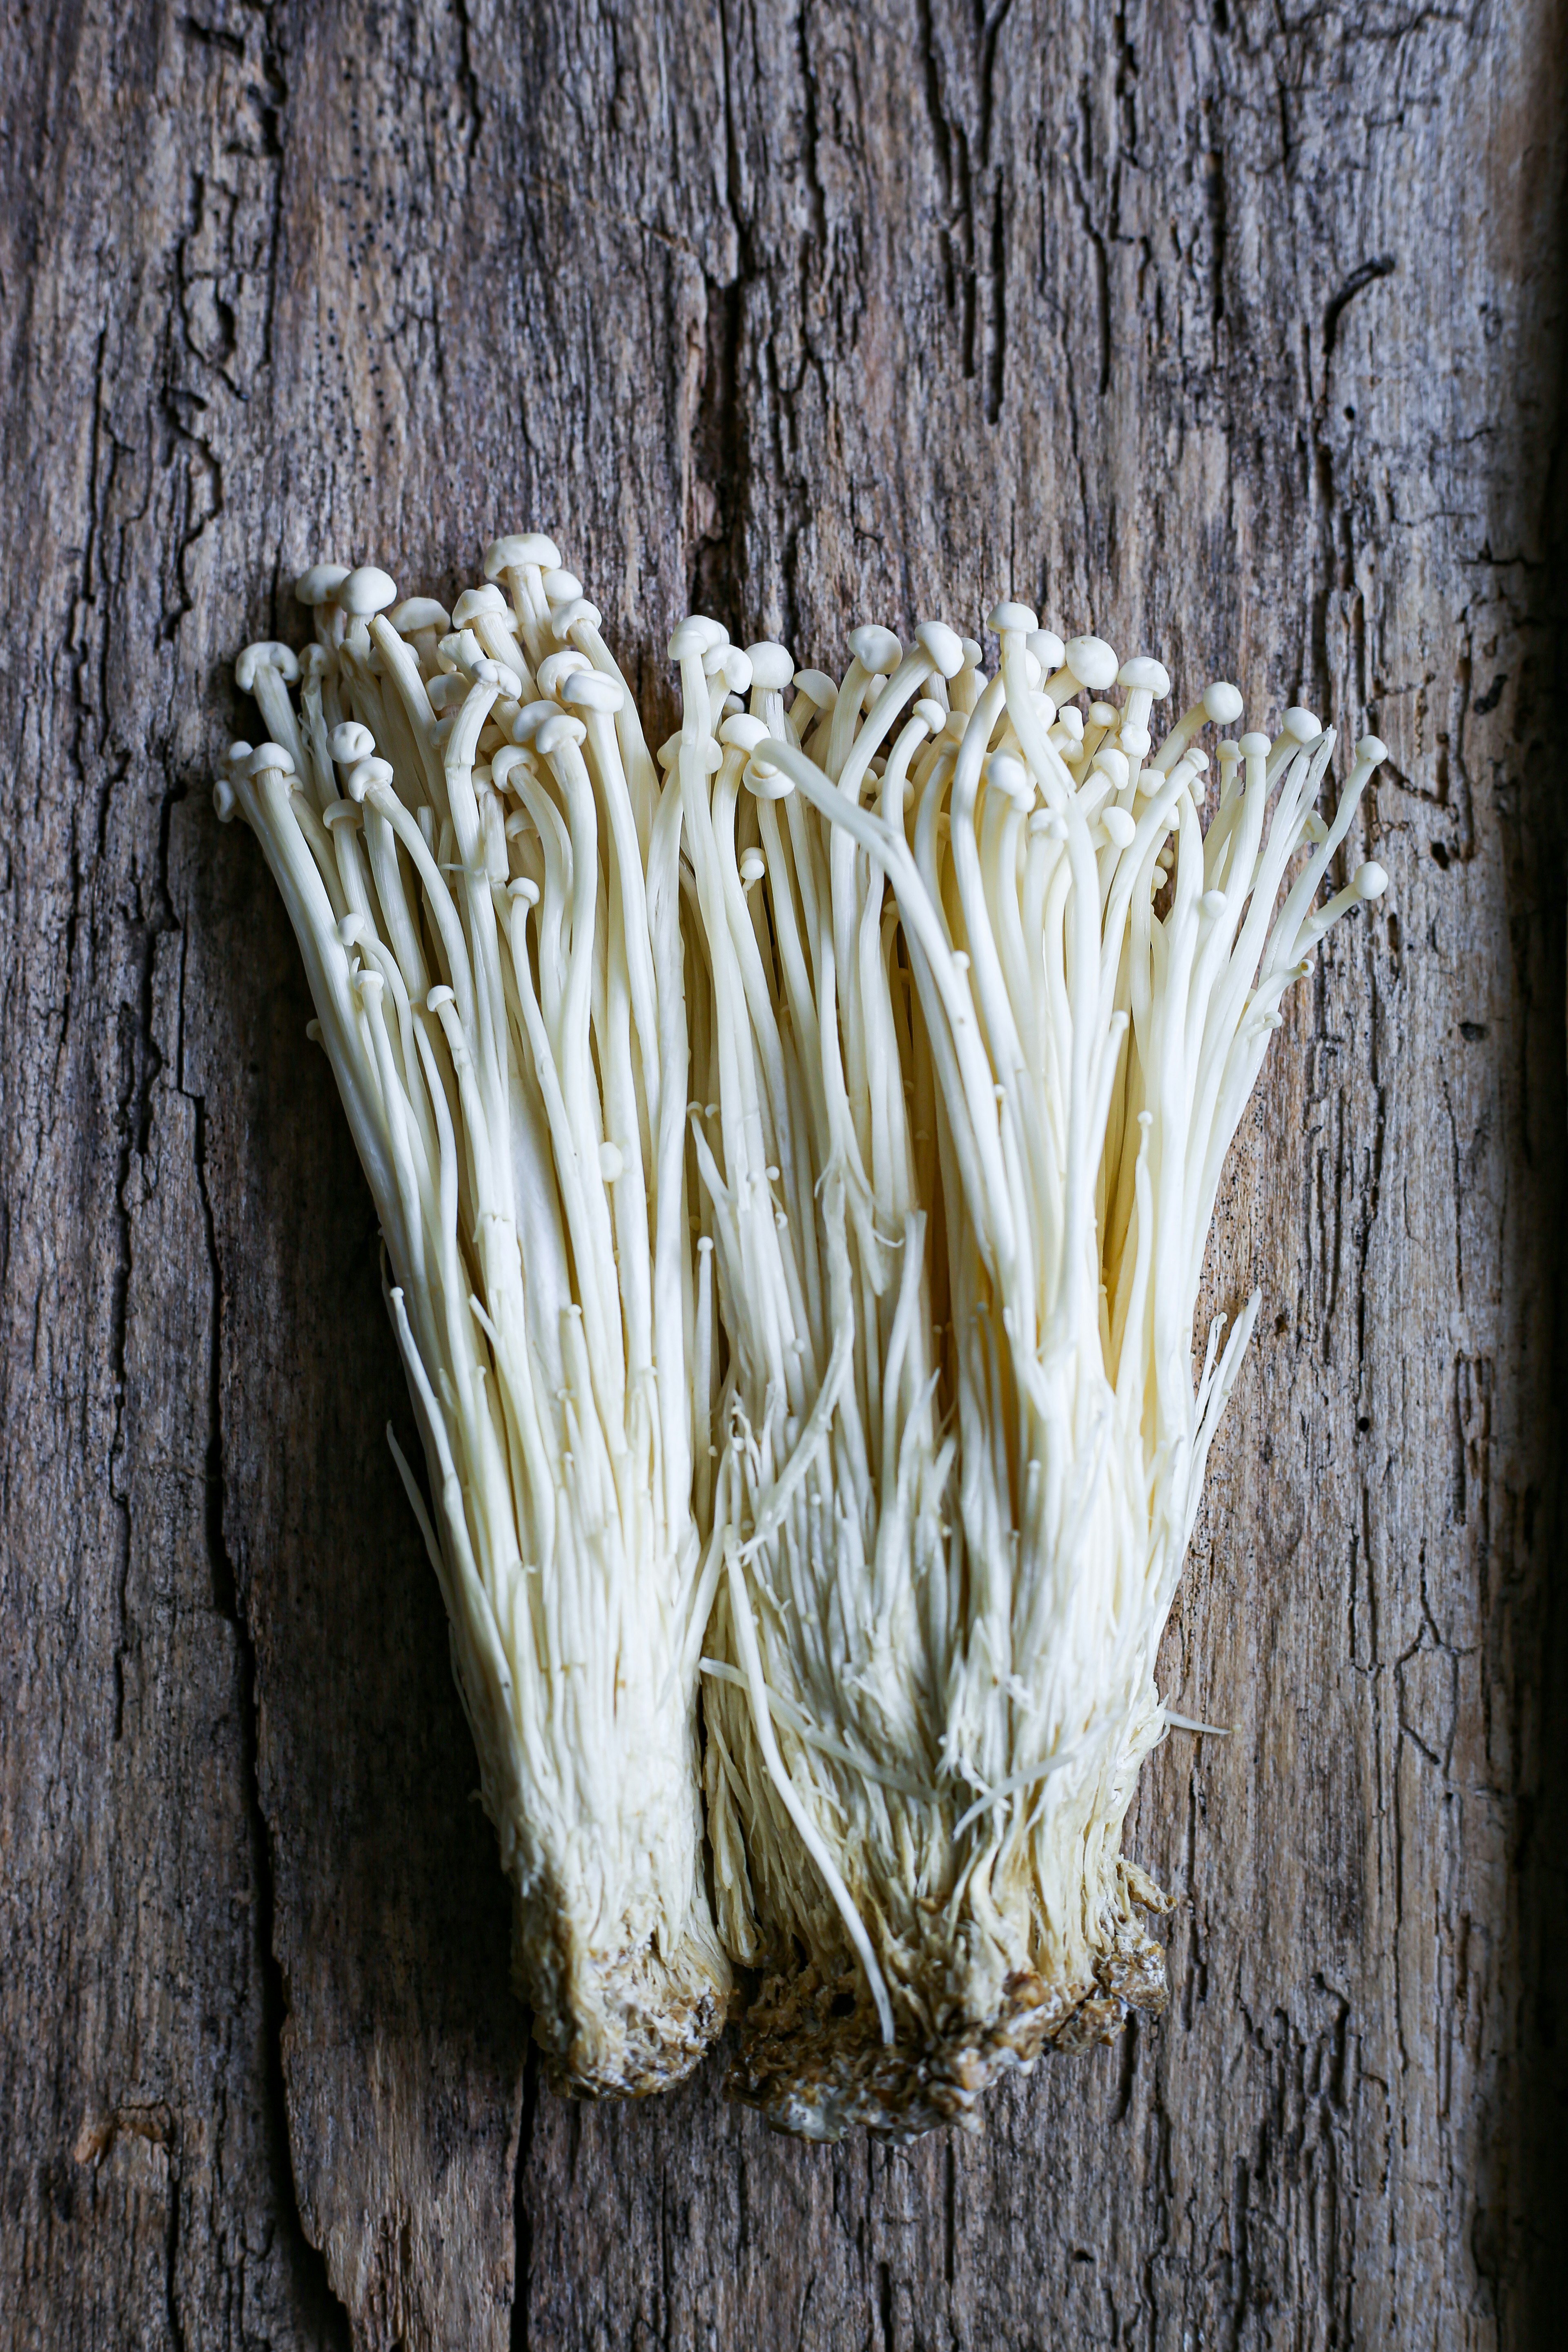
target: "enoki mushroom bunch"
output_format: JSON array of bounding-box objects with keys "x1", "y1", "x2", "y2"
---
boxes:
[
  {"x1": 220, "y1": 543, "x2": 729, "y2": 2094},
  {"x1": 223, "y1": 542, "x2": 1385, "y2": 2137},
  {"x1": 681, "y1": 607, "x2": 1385, "y2": 2137}
]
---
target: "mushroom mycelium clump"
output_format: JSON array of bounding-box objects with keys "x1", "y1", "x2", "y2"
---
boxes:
[
  {"x1": 224, "y1": 544, "x2": 730, "y2": 2094},
  {"x1": 225, "y1": 540, "x2": 1386, "y2": 2139}
]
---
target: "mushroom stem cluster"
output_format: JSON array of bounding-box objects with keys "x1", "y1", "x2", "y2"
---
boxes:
[
  {"x1": 224, "y1": 546, "x2": 729, "y2": 2094},
  {"x1": 677, "y1": 604, "x2": 1385, "y2": 2138},
  {"x1": 227, "y1": 544, "x2": 1386, "y2": 2138}
]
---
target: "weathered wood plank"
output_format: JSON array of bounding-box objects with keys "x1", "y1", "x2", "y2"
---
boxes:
[
  {"x1": 2, "y1": 0, "x2": 1561, "y2": 2346},
  {"x1": 0, "y1": 7, "x2": 352, "y2": 2343}
]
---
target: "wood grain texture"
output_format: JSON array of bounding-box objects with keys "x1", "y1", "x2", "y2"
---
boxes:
[{"x1": 2, "y1": 1, "x2": 1563, "y2": 2347}]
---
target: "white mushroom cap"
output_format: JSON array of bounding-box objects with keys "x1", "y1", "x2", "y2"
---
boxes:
[
  {"x1": 1101, "y1": 806, "x2": 1137, "y2": 847},
  {"x1": 536, "y1": 650, "x2": 591, "y2": 696},
  {"x1": 1354, "y1": 861, "x2": 1389, "y2": 898},
  {"x1": 1118, "y1": 656, "x2": 1171, "y2": 699},
  {"x1": 235, "y1": 641, "x2": 301, "y2": 692},
  {"x1": 246, "y1": 741, "x2": 296, "y2": 777},
  {"x1": 1282, "y1": 706, "x2": 1321, "y2": 742},
  {"x1": 682, "y1": 738, "x2": 724, "y2": 775},
  {"x1": 1028, "y1": 630, "x2": 1065, "y2": 672},
  {"x1": 549, "y1": 597, "x2": 602, "y2": 640},
  {"x1": 390, "y1": 596, "x2": 450, "y2": 635},
  {"x1": 1064, "y1": 635, "x2": 1120, "y2": 692},
  {"x1": 746, "y1": 642, "x2": 795, "y2": 691},
  {"x1": 535, "y1": 712, "x2": 588, "y2": 755},
  {"x1": 719, "y1": 714, "x2": 771, "y2": 751},
  {"x1": 339, "y1": 566, "x2": 399, "y2": 617},
  {"x1": 490, "y1": 747, "x2": 534, "y2": 793},
  {"x1": 1203, "y1": 682, "x2": 1245, "y2": 725},
  {"x1": 452, "y1": 585, "x2": 510, "y2": 628},
  {"x1": 345, "y1": 755, "x2": 394, "y2": 801},
  {"x1": 792, "y1": 669, "x2": 839, "y2": 707},
  {"x1": 988, "y1": 600, "x2": 1039, "y2": 637},
  {"x1": 485, "y1": 533, "x2": 562, "y2": 577},
  {"x1": 561, "y1": 670, "x2": 625, "y2": 714},
  {"x1": 847, "y1": 624, "x2": 901, "y2": 675},
  {"x1": 987, "y1": 753, "x2": 1031, "y2": 802},
  {"x1": 295, "y1": 564, "x2": 351, "y2": 606},
  {"x1": 329, "y1": 721, "x2": 377, "y2": 764},
  {"x1": 1356, "y1": 735, "x2": 1389, "y2": 765},
  {"x1": 439, "y1": 627, "x2": 485, "y2": 673},
  {"x1": 510, "y1": 702, "x2": 560, "y2": 744},
  {"x1": 1238, "y1": 730, "x2": 1272, "y2": 757},
  {"x1": 744, "y1": 755, "x2": 795, "y2": 800},
  {"x1": 669, "y1": 617, "x2": 728, "y2": 663},
  {"x1": 915, "y1": 621, "x2": 965, "y2": 679}
]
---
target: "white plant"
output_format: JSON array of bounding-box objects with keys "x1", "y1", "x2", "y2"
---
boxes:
[
  {"x1": 680, "y1": 600, "x2": 1386, "y2": 2138},
  {"x1": 222, "y1": 544, "x2": 730, "y2": 2094},
  {"x1": 222, "y1": 541, "x2": 1387, "y2": 2140}
]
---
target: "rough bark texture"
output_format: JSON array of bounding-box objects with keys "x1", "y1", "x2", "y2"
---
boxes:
[{"x1": 2, "y1": 2, "x2": 1564, "y2": 2347}]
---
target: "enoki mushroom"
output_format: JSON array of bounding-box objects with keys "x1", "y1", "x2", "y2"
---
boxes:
[
  {"x1": 225, "y1": 546, "x2": 1385, "y2": 2138},
  {"x1": 223, "y1": 545, "x2": 730, "y2": 2096},
  {"x1": 678, "y1": 601, "x2": 1385, "y2": 2139}
]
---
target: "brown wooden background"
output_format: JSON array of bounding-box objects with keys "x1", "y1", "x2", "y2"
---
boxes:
[{"x1": 3, "y1": 1, "x2": 1564, "y2": 2344}]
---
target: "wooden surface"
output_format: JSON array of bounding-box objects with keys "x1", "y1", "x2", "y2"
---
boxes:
[{"x1": 3, "y1": 1, "x2": 1564, "y2": 2345}]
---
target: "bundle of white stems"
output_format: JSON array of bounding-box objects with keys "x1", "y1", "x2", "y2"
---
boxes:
[
  {"x1": 220, "y1": 540, "x2": 728, "y2": 2094},
  {"x1": 225, "y1": 542, "x2": 1385, "y2": 2138},
  {"x1": 682, "y1": 604, "x2": 1385, "y2": 2136}
]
